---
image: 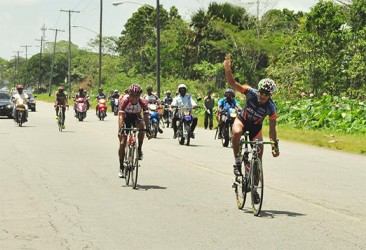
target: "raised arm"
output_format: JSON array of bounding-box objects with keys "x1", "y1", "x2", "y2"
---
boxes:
[{"x1": 223, "y1": 57, "x2": 244, "y2": 93}]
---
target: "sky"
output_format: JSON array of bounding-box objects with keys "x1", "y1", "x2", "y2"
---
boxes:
[{"x1": 0, "y1": 0, "x2": 318, "y2": 61}]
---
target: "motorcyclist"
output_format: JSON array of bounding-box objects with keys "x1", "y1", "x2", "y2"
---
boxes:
[
  {"x1": 109, "y1": 89, "x2": 120, "y2": 113},
  {"x1": 74, "y1": 87, "x2": 89, "y2": 115},
  {"x1": 171, "y1": 84, "x2": 199, "y2": 139},
  {"x1": 11, "y1": 84, "x2": 29, "y2": 121},
  {"x1": 144, "y1": 85, "x2": 163, "y2": 134},
  {"x1": 95, "y1": 87, "x2": 108, "y2": 115},
  {"x1": 162, "y1": 90, "x2": 173, "y2": 124},
  {"x1": 54, "y1": 86, "x2": 69, "y2": 129},
  {"x1": 216, "y1": 88, "x2": 241, "y2": 139},
  {"x1": 118, "y1": 84, "x2": 151, "y2": 178}
]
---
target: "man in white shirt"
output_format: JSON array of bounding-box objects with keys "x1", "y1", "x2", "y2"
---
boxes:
[
  {"x1": 171, "y1": 84, "x2": 198, "y2": 138},
  {"x1": 11, "y1": 84, "x2": 29, "y2": 121}
]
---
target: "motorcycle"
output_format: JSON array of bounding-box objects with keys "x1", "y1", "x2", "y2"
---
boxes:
[
  {"x1": 176, "y1": 107, "x2": 194, "y2": 146},
  {"x1": 75, "y1": 97, "x2": 88, "y2": 121},
  {"x1": 14, "y1": 99, "x2": 27, "y2": 127},
  {"x1": 220, "y1": 108, "x2": 238, "y2": 147},
  {"x1": 149, "y1": 104, "x2": 160, "y2": 138},
  {"x1": 113, "y1": 98, "x2": 119, "y2": 116},
  {"x1": 96, "y1": 98, "x2": 107, "y2": 121}
]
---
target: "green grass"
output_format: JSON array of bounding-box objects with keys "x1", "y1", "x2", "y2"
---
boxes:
[{"x1": 196, "y1": 113, "x2": 366, "y2": 155}]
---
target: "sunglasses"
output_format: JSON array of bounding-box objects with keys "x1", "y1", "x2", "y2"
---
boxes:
[{"x1": 259, "y1": 89, "x2": 271, "y2": 96}]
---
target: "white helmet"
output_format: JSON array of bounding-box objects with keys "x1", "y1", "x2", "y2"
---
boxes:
[{"x1": 178, "y1": 84, "x2": 187, "y2": 90}]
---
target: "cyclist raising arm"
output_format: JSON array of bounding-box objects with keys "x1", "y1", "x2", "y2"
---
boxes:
[
  {"x1": 54, "y1": 86, "x2": 69, "y2": 129},
  {"x1": 117, "y1": 84, "x2": 151, "y2": 178},
  {"x1": 223, "y1": 56, "x2": 279, "y2": 177}
]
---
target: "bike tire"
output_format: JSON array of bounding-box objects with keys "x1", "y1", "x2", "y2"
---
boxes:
[
  {"x1": 222, "y1": 127, "x2": 230, "y2": 147},
  {"x1": 235, "y1": 175, "x2": 247, "y2": 209},
  {"x1": 58, "y1": 112, "x2": 63, "y2": 132},
  {"x1": 124, "y1": 146, "x2": 132, "y2": 185},
  {"x1": 184, "y1": 123, "x2": 191, "y2": 146},
  {"x1": 251, "y1": 158, "x2": 264, "y2": 216},
  {"x1": 18, "y1": 112, "x2": 23, "y2": 127},
  {"x1": 131, "y1": 146, "x2": 139, "y2": 189}
]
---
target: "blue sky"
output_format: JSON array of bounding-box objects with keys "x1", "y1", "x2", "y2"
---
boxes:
[{"x1": 0, "y1": 0, "x2": 318, "y2": 60}]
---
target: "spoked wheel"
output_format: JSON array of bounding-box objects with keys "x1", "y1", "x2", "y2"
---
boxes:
[
  {"x1": 124, "y1": 147, "x2": 132, "y2": 185},
  {"x1": 131, "y1": 146, "x2": 139, "y2": 189},
  {"x1": 184, "y1": 123, "x2": 191, "y2": 146},
  {"x1": 234, "y1": 175, "x2": 248, "y2": 209},
  {"x1": 58, "y1": 113, "x2": 63, "y2": 132},
  {"x1": 251, "y1": 159, "x2": 264, "y2": 216}
]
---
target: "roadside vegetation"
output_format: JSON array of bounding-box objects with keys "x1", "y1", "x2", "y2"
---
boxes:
[{"x1": 2, "y1": 0, "x2": 366, "y2": 154}]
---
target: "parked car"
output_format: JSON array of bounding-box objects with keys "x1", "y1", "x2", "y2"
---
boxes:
[
  {"x1": 0, "y1": 91, "x2": 14, "y2": 118},
  {"x1": 24, "y1": 90, "x2": 37, "y2": 112}
]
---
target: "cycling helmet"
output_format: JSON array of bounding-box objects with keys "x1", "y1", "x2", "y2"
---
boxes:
[
  {"x1": 58, "y1": 86, "x2": 65, "y2": 91},
  {"x1": 16, "y1": 84, "x2": 23, "y2": 89},
  {"x1": 129, "y1": 84, "x2": 142, "y2": 95},
  {"x1": 258, "y1": 78, "x2": 276, "y2": 94},
  {"x1": 178, "y1": 84, "x2": 187, "y2": 90},
  {"x1": 225, "y1": 88, "x2": 235, "y2": 97},
  {"x1": 146, "y1": 85, "x2": 153, "y2": 91}
]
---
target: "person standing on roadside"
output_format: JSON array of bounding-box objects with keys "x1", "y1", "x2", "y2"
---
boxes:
[{"x1": 204, "y1": 90, "x2": 214, "y2": 130}]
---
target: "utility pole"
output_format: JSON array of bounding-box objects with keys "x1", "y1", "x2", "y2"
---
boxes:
[
  {"x1": 35, "y1": 36, "x2": 47, "y2": 93},
  {"x1": 60, "y1": 9, "x2": 80, "y2": 96},
  {"x1": 20, "y1": 45, "x2": 32, "y2": 88},
  {"x1": 48, "y1": 28, "x2": 65, "y2": 96},
  {"x1": 13, "y1": 51, "x2": 22, "y2": 86},
  {"x1": 99, "y1": 0, "x2": 103, "y2": 89},
  {"x1": 156, "y1": 0, "x2": 161, "y2": 98},
  {"x1": 12, "y1": 55, "x2": 17, "y2": 89}
]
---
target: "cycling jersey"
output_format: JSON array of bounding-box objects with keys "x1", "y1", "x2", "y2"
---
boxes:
[
  {"x1": 118, "y1": 94, "x2": 149, "y2": 119},
  {"x1": 239, "y1": 86, "x2": 277, "y2": 125},
  {"x1": 55, "y1": 92, "x2": 68, "y2": 105}
]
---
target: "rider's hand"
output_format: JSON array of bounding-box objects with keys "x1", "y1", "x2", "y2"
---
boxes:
[
  {"x1": 223, "y1": 55, "x2": 231, "y2": 72},
  {"x1": 271, "y1": 141, "x2": 280, "y2": 157}
]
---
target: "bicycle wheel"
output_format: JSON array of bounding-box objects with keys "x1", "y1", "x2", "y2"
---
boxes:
[
  {"x1": 131, "y1": 146, "x2": 139, "y2": 189},
  {"x1": 58, "y1": 111, "x2": 63, "y2": 132},
  {"x1": 234, "y1": 175, "x2": 248, "y2": 209},
  {"x1": 251, "y1": 158, "x2": 264, "y2": 216},
  {"x1": 124, "y1": 146, "x2": 131, "y2": 185}
]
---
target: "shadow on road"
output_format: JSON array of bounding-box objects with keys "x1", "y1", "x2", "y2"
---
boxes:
[
  {"x1": 244, "y1": 209, "x2": 306, "y2": 218},
  {"x1": 135, "y1": 184, "x2": 167, "y2": 191}
]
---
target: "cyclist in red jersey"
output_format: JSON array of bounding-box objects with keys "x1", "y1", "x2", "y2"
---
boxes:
[
  {"x1": 223, "y1": 56, "x2": 280, "y2": 177},
  {"x1": 117, "y1": 84, "x2": 151, "y2": 178}
]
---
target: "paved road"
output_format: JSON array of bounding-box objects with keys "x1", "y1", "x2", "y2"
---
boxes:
[{"x1": 1, "y1": 101, "x2": 365, "y2": 249}]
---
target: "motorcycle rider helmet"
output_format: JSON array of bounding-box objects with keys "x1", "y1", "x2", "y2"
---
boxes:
[
  {"x1": 166, "y1": 90, "x2": 171, "y2": 95},
  {"x1": 146, "y1": 85, "x2": 153, "y2": 91},
  {"x1": 58, "y1": 86, "x2": 65, "y2": 92},
  {"x1": 258, "y1": 78, "x2": 276, "y2": 95},
  {"x1": 225, "y1": 88, "x2": 235, "y2": 98},
  {"x1": 178, "y1": 84, "x2": 187, "y2": 91},
  {"x1": 114, "y1": 90, "x2": 119, "y2": 94},
  {"x1": 129, "y1": 84, "x2": 142, "y2": 96},
  {"x1": 79, "y1": 87, "x2": 84, "y2": 92},
  {"x1": 16, "y1": 84, "x2": 23, "y2": 89},
  {"x1": 98, "y1": 87, "x2": 103, "y2": 92}
]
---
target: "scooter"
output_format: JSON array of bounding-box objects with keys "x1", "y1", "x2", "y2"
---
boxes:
[
  {"x1": 149, "y1": 104, "x2": 160, "y2": 138},
  {"x1": 96, "y1": 98, "x2": 107, "y2": 121},
  {"x1": 14, "y1": 99, "x2": 27, "y2": 127},
  {"x1": 113, "y1": 98, "x2": 119, "y2": 116},
  {"x1": 75, "y1": 97, "x2": 88, "y2": 121}
]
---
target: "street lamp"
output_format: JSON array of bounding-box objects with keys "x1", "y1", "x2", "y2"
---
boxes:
[{"x1": 113, "y1": 0, "x2": 161, "y2": 98}]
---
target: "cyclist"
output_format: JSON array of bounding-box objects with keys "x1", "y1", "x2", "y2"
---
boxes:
[
  {"x1": 54, "y1": 86, "x2": 69, "y2": 129},
  {"x1": 117, "y1": 84, "x2": 151, "y2": 178},
  {"x1": 11, "y1": 84, "x2": 29, "y2": 121},
  {"x1": 171, "y1": 84, "x2": 199, "y2": 139},
  {"x1": 216, "y1": 88, "x2": 241, "y2": 139},
  {"x1": 223, "y1": 57, "x2": 280, "y2": 178},
  {"x1": 95, "y1": 87, "x2": 107, "y2": 115}
]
